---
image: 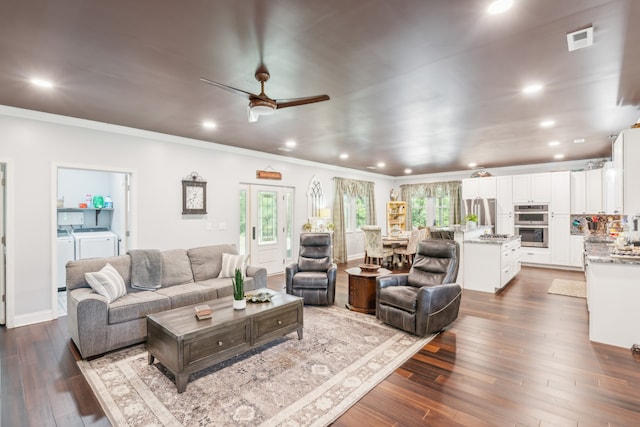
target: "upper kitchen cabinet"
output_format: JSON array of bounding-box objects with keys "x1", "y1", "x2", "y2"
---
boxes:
[
  {"x1": 496, "y1": 176, "x2": 513, "y2": 215},
  {"x1": 585, "y1": 168, "x2": 603, "y2": 213},
  {"x1": 512, "y1": 173, "x2": 550, "y2": 204},
  {"x1": 550, "y1": 171, "x2": 570, "y2": 214},
  {"x1": 571, "y1": 171, "x2": 586, "y2": 214},
  {"x1": 613, "y1": 128, "x2": 640, "y2": 215},
  {"x1": 462, "y1": 177, "x2": 496, "y2": 200}
]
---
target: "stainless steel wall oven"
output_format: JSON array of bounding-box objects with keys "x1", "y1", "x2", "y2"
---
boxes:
[{"x1": 514, "y1": 204, "x2": 549, "y2": 247}]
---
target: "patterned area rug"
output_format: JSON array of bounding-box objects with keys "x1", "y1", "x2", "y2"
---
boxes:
[
  {"x1": 78, "y1": 305, "x2": 433, "y2": 426},
  {"x1": 548, "y1": 279, "x2": 587, "y2": 298}
]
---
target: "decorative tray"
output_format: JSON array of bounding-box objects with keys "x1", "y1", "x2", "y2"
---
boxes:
[
  {"x1": 245, "y1": 290, "x2": 276, "y2": 303},
  {"x1": 358, "y1": 263, "x2": 381, "y2": 272}
]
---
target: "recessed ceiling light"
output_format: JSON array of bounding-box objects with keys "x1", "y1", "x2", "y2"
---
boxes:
[
  {"x1": 377, "y1": 162, "x2": 385, "y2": 168},
  {"x1": 285, "y1": 140, "x2": 296, "y2": 148},
  {"x1": 487, "y1": 0, "x2": 513, "y2": 15},
  {"x1": 554, "y1": 154, "x2": 565, "y2": 160},
  {"x1": 202, "y1": 121, "x2": 216, "y2": 129},
  {"x1": 540, "y1": 120, "x2": 555, "y2": 128},
  {"x1": 522, "y1": 83, "x2": 543, "y2": 95},
  {"x1": 468, "y1": 162, "x2": 477, "y2": 168},
  {"x1": 404, "y1": 168, "x2": 412, "y2": 174},
  {"x1": 339, "y1": 153, "x2": 349, "y2": 160},
  {"x1": 548, "y1": 141, "x2": 560, "y2": 146},
  {"x1": 30, "y1": 78, "x2": 54, "y2": 88},
  {"x1": 573, "y1": 138, "x2": 586, "y2": 144}
]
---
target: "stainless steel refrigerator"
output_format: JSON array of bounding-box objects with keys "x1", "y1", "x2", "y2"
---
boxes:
[{"x1": 462, "y1": 198, "x2": 497, "y2": 229}]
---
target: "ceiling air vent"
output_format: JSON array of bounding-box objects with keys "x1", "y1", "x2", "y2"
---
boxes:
[{"x1": 567, "y1": 25, "x2": 593, "y2": 51}]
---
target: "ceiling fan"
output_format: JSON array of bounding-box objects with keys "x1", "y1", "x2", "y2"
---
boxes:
[{"x1": 200, "y1": 65, "x2": 330, "y2": 122}]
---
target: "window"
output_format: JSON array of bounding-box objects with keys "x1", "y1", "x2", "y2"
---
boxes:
[
  {"x1": 411, "y1": 194, "x2": 451, "y2": 228},
  {"x1": 343, "y1": 195, "x2": 367, "y2": 232},
  {"x1": 239, "y1": 188, "x2": 247, "y2": 254},
  {"x1": 258, "y1": 190, "x2": 277, "y2": 244}
]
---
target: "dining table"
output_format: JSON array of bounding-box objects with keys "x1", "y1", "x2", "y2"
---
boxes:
[{"x1": 382, "y1": 234, "x2": 410, "y2": 267}]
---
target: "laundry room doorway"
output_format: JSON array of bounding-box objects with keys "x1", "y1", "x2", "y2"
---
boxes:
[{"x1": 54, "y1": 165, "x2": 133, "y2": 317}]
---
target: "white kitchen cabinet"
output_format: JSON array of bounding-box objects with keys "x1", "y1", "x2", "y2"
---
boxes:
[
  {"x1": 612, "y1": 128, "x2": 640, "y2": 216},
  {"x1": 496, "y1": 214, "x2": 514, "y2": 235},
  {"x1": 570, "y1": 235, "x2": 585, "y2": 269},
  {"x1": 462, "y1": 177, "x2": 496, "y2": 199},
  {"x1": 571, "y1": 171, "x2": 586, "y2": 214},
  {"x1": 550, "y1": 171, "x2": 570, "y2": 214},
  {"x1": 549, "y1": 213, "x2": 570, "y2": 266},
  {"x1": 585, "y1": 168, "x2": 603, "y2": 213},
  {"x1": 463, "y1": 238, "x2": 521, "y2": 293},
  {"x1": 496, "y1": 176, "x2": 513, "y2": 215},
  {"x1": 520, "y1": 247, "x2": 551, "y2": 265},
  {"x1": 512, "y1": 173, "x2": 550, "y2": 204}
]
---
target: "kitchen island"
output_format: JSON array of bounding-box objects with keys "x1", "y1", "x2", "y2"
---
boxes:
[
  {"x1": 463, "y1": 235, "x2": 522, "y2": 293},
  {"x1": 585, "y1": 239, "x2": 640, "y2": 349}
]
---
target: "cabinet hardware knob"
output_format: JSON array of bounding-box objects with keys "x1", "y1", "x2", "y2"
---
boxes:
[
  {"x1": 277, "y1": 320, "x2": 282, "y2": 325},
  {"x1": 217, "y1": 341, "x2": 223, "y2": 346}
]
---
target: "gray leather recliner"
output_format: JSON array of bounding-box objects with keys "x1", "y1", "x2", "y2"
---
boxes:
[
  {"x1": 286, "y1": 233, "x2": 336, "y2": 305},
  {"x1": 376, "y1": 239, "x2": 461, "y2": 336}
]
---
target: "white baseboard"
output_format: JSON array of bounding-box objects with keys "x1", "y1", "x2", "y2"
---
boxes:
[
  {"x1": 347, "y1": 252, "x2": 366, "y2": 262},
  {"x1": 13, "y1": 309, "x2": 54, "y2": 327}
]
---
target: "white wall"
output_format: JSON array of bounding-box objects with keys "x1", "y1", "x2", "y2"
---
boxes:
[{"x1": 0, "y1": 106, "x2": 393, "y2": 327}]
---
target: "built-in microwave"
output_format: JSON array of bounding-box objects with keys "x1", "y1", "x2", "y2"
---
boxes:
[
  {"x1": 514, "y1": 225, "x2": 549, "y2": 248},
  {"x1": 514, "y1": 204, "x2": 549, "y2": 226}
]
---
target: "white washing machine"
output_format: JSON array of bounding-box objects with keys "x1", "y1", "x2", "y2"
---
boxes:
[
  {"x1": 57, "y1": 229, "x2": 75, "y2": 290},
  {"x1": 72, "y1": 227, "x2": 118, "y2": 260}
]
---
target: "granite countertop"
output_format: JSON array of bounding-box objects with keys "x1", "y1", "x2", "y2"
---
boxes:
[
  {"x1": 464, "y1": 235, "x2": 521, "y2": 245},
  {"x1": 585, "y1": 241, "x2": 640, "y2": 265}
]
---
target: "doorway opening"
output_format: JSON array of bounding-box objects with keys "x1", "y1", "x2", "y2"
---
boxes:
[
  {"x1": 240, "y1": 184, "x2": 294, "y2": 275},
  {"x1": 54, "y1": 166, "x2": 132, "y2": 317}
]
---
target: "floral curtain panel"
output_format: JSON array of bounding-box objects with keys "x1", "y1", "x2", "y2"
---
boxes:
[
  {"x1": 400, "y1": 181, "x2": 462, "y2": 228},
  {"x1": 332, "y1": 178, "x2": 376, "y2": 263}
]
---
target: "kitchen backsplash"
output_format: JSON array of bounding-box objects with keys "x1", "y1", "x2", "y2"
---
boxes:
[{"x1": 570, "y1": 214, "x2": 626, "y2": 236}]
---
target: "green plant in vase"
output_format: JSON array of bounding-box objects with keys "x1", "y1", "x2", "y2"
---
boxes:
[
  {"x1": 232, "y1": 268, "x2": 246, "y2": 310},
  {"x1": 464, "y1": 214, "x2": 478, "y2": 230}
]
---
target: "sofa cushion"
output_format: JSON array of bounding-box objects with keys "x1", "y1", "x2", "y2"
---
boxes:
[
  {"x1": 84, "y1": 263, "x2": 127, "y2": 303},
  {"x1": 292, "y1": 272, "x2": 329, "y2": 289},
  {"x1": 161, "y1": 249, "x2": 195, "y2": 287},
  {"x1": 156, "y1": 283, "x2": 217, "y2": 308},
  {"x1": 196, "y1": 277, "x2": 234, "y2": 298},
  {"x1": 218, "y1": 253, "x2": 249, "y2": 278},
  {"x1": 378, "y1": 286, "x2": 419, "y2": 314},
  {"x1": 108, "y1": 291, "x2": 171, "y2": 325},
  {"x1": 188, "y1": 244, "x2": 238, "y2": 281},
  {"x1": 67, "y1": 255, "x2": 131, "y2": 291}
]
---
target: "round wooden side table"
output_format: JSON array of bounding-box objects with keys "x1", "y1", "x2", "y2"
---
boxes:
[{"x1": 345, "y1": 267, "x2": 391, "y2": 314}]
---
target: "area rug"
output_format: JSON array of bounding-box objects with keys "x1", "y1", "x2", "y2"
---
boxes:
[
  {"x1": 78, "y1": 305, "x2": 433, "y2": 426},
  {"x1": 548, "y1": 279, "x2": 587, "y2": 298}
]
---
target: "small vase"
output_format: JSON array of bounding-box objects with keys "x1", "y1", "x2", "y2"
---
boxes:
[{"x1": 233, "y1": 299, "x2": 246, "y2": 310}]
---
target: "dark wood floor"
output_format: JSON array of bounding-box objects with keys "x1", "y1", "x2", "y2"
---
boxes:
[{"x1": 2, "y1": 262, "x2": 639, "y2": 426}]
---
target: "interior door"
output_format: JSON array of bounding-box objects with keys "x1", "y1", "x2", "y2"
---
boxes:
[
  {"x1": 249, "y1": 185, "x2": 293, "y2": 275},
  {"x1": 0, "y1": 164, "x2": 5, "y2": 324}
]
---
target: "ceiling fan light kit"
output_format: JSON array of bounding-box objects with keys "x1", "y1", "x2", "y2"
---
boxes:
[{"x1": 201, "y1": 65, "x2": 329, "y2": 123}]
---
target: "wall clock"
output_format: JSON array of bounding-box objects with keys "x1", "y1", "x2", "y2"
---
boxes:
[{"x1": 182, "y1": 178, "x2": 207, "y2": 215}]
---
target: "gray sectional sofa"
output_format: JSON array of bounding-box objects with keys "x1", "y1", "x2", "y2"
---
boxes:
[{"x1": 66, "y1": 244, "x2": 266, "y2": 358}]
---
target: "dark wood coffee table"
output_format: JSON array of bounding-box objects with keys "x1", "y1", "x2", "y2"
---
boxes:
[
  {"x1": 146, "y1": 292, "x2": 303, "y2": 393},
  {"x1": 345, "y1": 267, "x2": 391, "y2": 314}
]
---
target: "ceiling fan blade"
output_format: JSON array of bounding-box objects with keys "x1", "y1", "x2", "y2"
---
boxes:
[
  {"x1": 199, "y1": 77, "x2": 257, "y2": 99},
  {"x1": 275, "y1": 95, "x2": 330, "y2": 109}
]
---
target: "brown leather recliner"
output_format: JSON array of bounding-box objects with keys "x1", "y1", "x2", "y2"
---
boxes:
[
  {"x1": 376, "y1": 239, "x2": 461, "y2": 336},
  {"x1": 286, "y1": 233, "x2": 336, "y2": 305}
]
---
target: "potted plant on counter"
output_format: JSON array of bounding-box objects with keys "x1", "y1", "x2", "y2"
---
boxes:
[
  {"x1": 232, "y1": 268, "x2": 246, "y2": 310},
  {"x1": 464, "y1": 214, "x2": 478, "y2": 230}
]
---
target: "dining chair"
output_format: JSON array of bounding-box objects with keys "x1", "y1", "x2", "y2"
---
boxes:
[
  {"x1": 393, "y1": 229, "x2": 420, "y2": 266},
  {"x1": 361, "y1": 225, "x2": 394, "y2": 266},
  {"x1": 418, "y1": 227, "x2": 429, "y2": 241}
]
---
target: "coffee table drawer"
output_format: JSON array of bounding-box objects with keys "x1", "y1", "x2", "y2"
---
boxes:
[
  {"x1": 253, "y1": 303, "x2": 303, "y2": 342},
  {"x1": 184, "y1": 320, "x2": 250, "y2": 367}
]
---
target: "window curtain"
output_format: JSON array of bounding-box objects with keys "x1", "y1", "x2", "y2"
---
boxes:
[
  {"x1": 400, "y1": 181, "x2": 462, "y2": 227},
  {"x1": 332, "y1": 178, "x2": 376, "y2": 263}
]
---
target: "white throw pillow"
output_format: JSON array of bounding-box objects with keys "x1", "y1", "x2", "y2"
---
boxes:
[
  {"x1": 85, "y1": 263, "x2": 127, "y2": 303},
  {"x1": 218, "y1": 253, "x2": 249, "y2": 279}
]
